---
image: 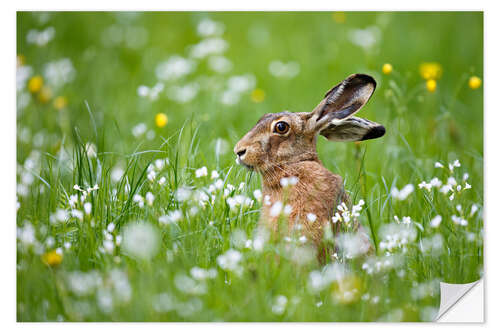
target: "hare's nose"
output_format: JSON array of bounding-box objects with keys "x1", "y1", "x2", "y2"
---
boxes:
[{"x1": 236, "y1": 149, "x2": 247, "y2": 157}]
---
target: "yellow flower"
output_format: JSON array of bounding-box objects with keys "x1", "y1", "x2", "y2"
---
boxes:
[
  {"x1": 468, "y1": 76, "x2": 482, "y2": 90},
  {"x1": 251, "y1": 88, "x2": 266, "y2": 103},
  {"x1": 53, "y1": 96, "x2": 68, "y2": 110},
  {"x1": 155, "y1": 113, "x2": 168, "y2": 128},
  {"x1": 28, "y1": 76, "x2": 43, "y2": 93},
  {"x1": 41, "y1": 250, "x2": 63, "y2": 267},
  {"x1": 426, "y1": 79, "x2": 437, "y2": 93},
  {"x1": 382, "y1": 63, "x2": 393, "y2": 75},
  {"x1": 419, "y1": 62, "x2": 442, "y2": 80},
  {"x1": 38, "y1": 86, "x2": 53, "y2": 103},
  {"x1": 332, "y1": 12, "x2": 346, "y2": 24},
  {"x1": 331, "y1": 275, "x2": 362, "y2": 304}
]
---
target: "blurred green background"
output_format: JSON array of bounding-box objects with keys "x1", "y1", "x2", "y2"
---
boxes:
[{"x1": 16, "y1": 12, "x2": 483, "y2": 322}]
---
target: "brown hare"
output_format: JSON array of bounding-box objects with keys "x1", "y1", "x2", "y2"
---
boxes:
[{"x1": 233, "y1": 73, "x2": 385, "y2": 253}]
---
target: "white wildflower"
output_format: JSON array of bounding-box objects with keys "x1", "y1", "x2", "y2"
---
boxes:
[
  {"x1": 470, "y1": 204, "x2": 479, "y2": 217},
  {"x1": 418, "y1": 181, "x2": 432, "y2": 191},
  {"x1": 308, "y1": 262, "x2": 348, "y2": 293},
  {"x1": 216, "y1": 249, "x2": 243, "y2": 275},
  {"x1": 195, "y1": 166, "x2": 208, "y2": 178},
  {"x1": 221, "y1": 90, "x2": 240, "y2": 105},
  {"x1": 132, "y1": 123, "x2": 147, "y2": 137},
  {"x1": 159, "y1": 210, "x2": 183, "y2": 225},
  {"x1": 132, "y1": 194, "x2": 144, "y2": 208},
  {"x1": 271, "y1": 295, "x2": 288, "y2": 315},
  {"x1": 83, "y1": 202, "x2": 92, "y2": 215},
  {"x1": 107, "y1": 223, "x2": 115, "y2": 232},
  {"x1": 451, "y1": 215, "x2": 468, "y2": 226},
  {"x1": 208, "y1": 55, "x2": 232, "y2": 73},
  {"x1": 448, "y1": 160, "x2": 461, "y2": 172},
  {"x1": 379, "y1": 223, "x2": 417, "y2": 252},
  {"x1": 190, "y1": 267, "x2": 217, "y2": 280},
  {"x1": 71, "y1": 209, "x2": 84, "y2": 221},
  {"x1": 336, "y1": 232, "x2": 371, "y2": 258},
  {"x1": 145, "y1": 192, "x2": 155, "y2": 206},
  {"x1": 283, "y1": 204, "x2": 293, "y2": 216},
  {"x1": 434, "y1": 162, "x2": 444, "y2": 168},
  {"x1": 17, "y1": 223, "x2": 36, "y2": 245},
  {"x1": 268, "y1": 60, "x2": 300, "y2": 79},
  {"x1": 253, "y1": 189, "x2": 262, "y2": 201},
  {"x1": 440, "y1": 184, "x2": 453, "y2": 194},
  {"x1": 214, "y1": 179, "x2": 224, "y2": 190},
  {"x1": 211, "y1": 170, "x2": 220, "y2": 179},
  {"x1": 429, "y1": 177, "x2": 442, "y2": 188},
  {"x1": 167, "y1": 83, "x2": 199, "y2": 103},
  {"x1": 69, "y1": 194, "x2": 78, "y2": 208},
  {"x1": 155, "y1": 55, "x2": 196, "y2": 81},
  {"x1": 111, "y1": 167, "x2": 124, "y2": 183},
  {"x1": 429, "y1": 215, "x2": 442, "y2": 228},
  {"x1": 391, "y1": 184, "x2": 414, "y2": 201},
  {"x1": 122, "y1": 222, "x2": 160, "y2": 260},
  {"x1": 175, "y1": 187, "x2": 192, "y2": 202},
  {"x1": 348, "y1": 26, "x2": 381, "y2": 50},
  {"x1": 306, "y1": 213, "x2": 317, "y2": 222},
  {"x1": 189, "y1": 37, "x2": 228, "y2": 59},
  {"x1": 27, "y1": 27, "x2": 55, "y2": 46},
  {"x1": 280, "y1": 176, "x2": 299, "y2": 188},
  {"x1": 269, "y1": 201, "x2": 283, "y2": 217},
  {"x1": 197, "y1": 18, "x2": 225, "y2": 37},
  {"x1": 174, "y1": 273, "x2": 206, "y2": 295},
  {"x1": 43, "y1": 58, "x2": 76, "y2": 88},
  {"x1": 447, "y1": 177, "x2": 457, "y2": 187},
  {"x1": 227, "y1": 74, "x2": 256, "y2": 93}
]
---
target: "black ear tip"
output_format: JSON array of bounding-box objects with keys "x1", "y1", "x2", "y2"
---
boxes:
[
  {"x1": 352, "y1": 73, "x2": 377, "y2": 89},
  {"x1": 362, "y1": 125, "x2": 386, "y2": 140}
]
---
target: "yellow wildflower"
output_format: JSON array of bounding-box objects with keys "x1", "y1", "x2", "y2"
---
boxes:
[
  {"x1": 331, "y1": 275, "x2": 362, "y2": 304},
  {"x1": 426, "y1": 79, "x2": 437, "y2": 93},
  {"x1": 332, "y1": 12, "x2": 346, "y2": 24},
  {"x1": 28, "y1": 76, "x2": 43, "y2": 93},
  {"x1": 41, "y1": 250, "x2": 63, "y2": 267},
  {"x1": 382, "y1": 63, "x2": 393, "y2": 75},
  {"x1": 38, "y1": 86, "x2": 53, "y2": 103},
  {"x1": 468, "y1": 76, "x2": 482, "y2": 90},
  {"x1": 53, "y1": 96, "x2": 68, "y2": 110},
  {"x1": 155, "y1": 113, "x2": 168, "y2": 128},
  {"x1": 419, "y1": 62, "x2": 442, "y2": 80},
  {"x1": 251, "y1": 88, "x2": 266, "y2": 103}
]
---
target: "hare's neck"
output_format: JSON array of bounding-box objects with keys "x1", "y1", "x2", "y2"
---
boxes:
[{"x1": 260, "y1": 157, "x2": 321, "y2": 192}]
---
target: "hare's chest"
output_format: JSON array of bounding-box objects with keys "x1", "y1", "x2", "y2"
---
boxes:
[{"x1": 259, "y1": 175, "x2": 341, "y2": 234}]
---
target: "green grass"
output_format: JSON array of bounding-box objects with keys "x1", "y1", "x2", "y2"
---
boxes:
[{"x1": 16, "y1": 11, "x2": 483, "y2": 322}]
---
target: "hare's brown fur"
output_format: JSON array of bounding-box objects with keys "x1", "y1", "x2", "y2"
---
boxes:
[{"x1": 234, "y1": 74, "x2": 385, "y2": 249}]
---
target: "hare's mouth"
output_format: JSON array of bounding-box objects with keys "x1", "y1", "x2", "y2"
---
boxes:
[{"x1": 235, "y1": 157, "x2": 254, "y2": 171}]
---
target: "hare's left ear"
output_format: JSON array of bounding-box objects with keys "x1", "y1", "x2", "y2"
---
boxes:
[
  {"x1": 319, "y1": 116, "x2": 385, "y2": 142},
  {"x1": 311, "y1": 74, "x2": 377, "y2": 132}
]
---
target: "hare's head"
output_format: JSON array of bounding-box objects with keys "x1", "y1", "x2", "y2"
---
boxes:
[{"x1": 234, "y1": 74, "x2": 385, "y2": 172}]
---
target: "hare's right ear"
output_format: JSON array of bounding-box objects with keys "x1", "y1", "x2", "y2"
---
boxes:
[{"x1": 310, "y1": 74, "x2": 377, "y2": 132}]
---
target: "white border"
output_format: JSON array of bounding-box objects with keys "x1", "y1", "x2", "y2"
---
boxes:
[{"x1": 2, "y1": 0, "x2": 499, "y2": 331}]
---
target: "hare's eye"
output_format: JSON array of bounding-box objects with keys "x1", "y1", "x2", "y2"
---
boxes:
[{"x1": 274, "y1": 121, "x2": 290, "y2": 134}]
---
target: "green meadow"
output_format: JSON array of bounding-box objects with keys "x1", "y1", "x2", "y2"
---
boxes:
[{"x1": 16, "y1": 12, "x2": 483, "y2": 321}]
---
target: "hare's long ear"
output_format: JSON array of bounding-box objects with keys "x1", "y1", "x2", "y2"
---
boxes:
[
  {"x1": 310, "y1": 74, "x2": 377, "y2": 132},
  {"x1": 319, "y1": 116, "x2": 385, "y2": 142}
]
